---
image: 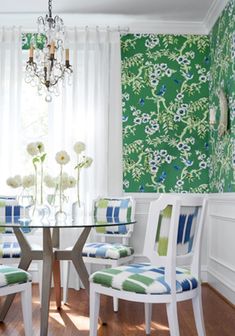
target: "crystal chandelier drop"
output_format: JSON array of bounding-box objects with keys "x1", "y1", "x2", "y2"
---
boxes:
[{"x1": 25, "y1": 0, "x2": 73, "y2": 102}]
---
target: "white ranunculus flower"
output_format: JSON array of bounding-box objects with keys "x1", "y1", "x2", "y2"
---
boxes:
[
  {"x1": 61, "y1": 172, "x2": 69, "y2": 190},
  {"x1": 55, "y1": 151, "x2": 70, "y2": 165},
  {"x1": 14, "y1": 175, "x2": 22, "y2": 185},
  {"x1": 67, "y1": 176, "x2": 76, "y2": 188},
  {"x1": 22, "y1": 174, "x2": 35, "y2": 188},
  {"x1": 27, "y1": 142, "x2": 39, "y2": 156},
  {"x1": 44, "y1": 174, "x2": 56, "y2": 188},
  {"x1": 6, "y1": 175, "x2": 22, "y2": 188},
  {"x1": 36, "y1": 141, "x2": 45, "y2": 153},
  {"x1": 6, "y1": 177, "x2": 18, "y2": 188},
  {"x1": 83, "y1": 157, "x2": 93, "y2": 168},
  {"x1": 73, "y1": 142, "x2": 86, "y2": 154}
]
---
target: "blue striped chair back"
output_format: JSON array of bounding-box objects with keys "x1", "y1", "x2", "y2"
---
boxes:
[
  {"x1": 94, "y1": 197, "x2": 135, "y2": 235},
  {"x1": 155, "y1": 204, "x2": 200, "y2": 256}
]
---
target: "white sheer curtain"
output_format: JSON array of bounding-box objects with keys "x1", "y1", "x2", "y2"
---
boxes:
[
  {"x1": 47, "y1": 28, "x2": 123, "y2": 210},
  {"x1": 0, "y1": 27, "x2": 122, "y2": 208},
  {"x1": 0, "y1": 27, "x2": 22, "y2": 192}
]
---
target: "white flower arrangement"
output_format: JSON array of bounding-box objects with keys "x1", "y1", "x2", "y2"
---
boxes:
[
  {"x1": 27, "y1": 141, "x2": 46, "y2": 205},
  {"x1": 73, "y1": 142, "x2": 93, "y2": 206},
  {"x1": 7, "y1": 174, "x2": 35, "y2": 190}
]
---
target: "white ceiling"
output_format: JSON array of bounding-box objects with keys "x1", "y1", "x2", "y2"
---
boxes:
[
  {"x1": 0, "y1": 0, "x2": 229, "y2": 34},
  {"x1": 0, "y1": 0, "x2": 218, "y2": 22}
]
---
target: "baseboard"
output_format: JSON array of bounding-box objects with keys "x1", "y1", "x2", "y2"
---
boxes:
[{"x1": 207, "y1": 269, "x2": 235, "y2": 305}]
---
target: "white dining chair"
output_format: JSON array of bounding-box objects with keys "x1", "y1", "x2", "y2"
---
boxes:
[
  {"x1": 63, "y1": 196, "x2": 136, "y2": 312},
  {"x1": 0, "y1": 196, "x2": 42, "y2": 298},
  {"x1": 0, "y1": 265, "x2": 33, "y2": 336},
  {"x1": 89, "y1": 194, "x2": 207, "y2": 336}
]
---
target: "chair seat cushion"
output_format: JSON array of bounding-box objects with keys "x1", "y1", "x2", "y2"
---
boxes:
[
  {"x1": 0, "y1": 242, "x2": 41, "y2": 258},
  {"x1": 90, "y1": 263, "x2": 198, "y2": 294},
  {"x1": 82, "y1": 242, "x2": 134, "y2": 260},
  {"x1": 0, "y1": 265, "x2": 31, "y2": 287}
]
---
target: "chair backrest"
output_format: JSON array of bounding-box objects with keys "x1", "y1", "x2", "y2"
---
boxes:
[
  {"x1": 0, "y1": 196, "x2": 31, "y2": 236},
  {"x1": 143, "y1": 194, "x2": 207, "y2": 289},
  {"x1": 93, "y1": 196, "x2": 136, "y2": 244}
]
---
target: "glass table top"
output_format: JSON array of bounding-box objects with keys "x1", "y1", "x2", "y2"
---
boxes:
[{"x1": 0, "y1": 215, "x2": 136, "y2": 229}]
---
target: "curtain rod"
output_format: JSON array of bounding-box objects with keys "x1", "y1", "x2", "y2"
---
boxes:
[{"x1": 21, "y1": 25, "x2": 130, "y2": 34}]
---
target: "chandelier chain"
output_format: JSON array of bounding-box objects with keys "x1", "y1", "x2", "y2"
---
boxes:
[{"x1": 48, "y1": 0, "x2": 52, "y2": 18}]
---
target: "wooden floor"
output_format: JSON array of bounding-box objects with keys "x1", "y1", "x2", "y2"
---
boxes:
[{"x1": 0, "y1": 284, "x2": 235, "y2": 335}]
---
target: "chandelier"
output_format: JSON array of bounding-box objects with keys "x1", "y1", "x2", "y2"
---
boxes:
[{"x1": 25, "y1": 0, "x2": 73, "y2": 102}]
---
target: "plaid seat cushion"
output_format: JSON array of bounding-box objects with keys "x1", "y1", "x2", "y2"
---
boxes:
[
  {"x1": 0, "y1": 265, "x2": 31, "y2": 287},
  {"x1": 83, "y1": 242, "x2": 134, "y2": 260},
  {"x1": 90, "y1": 263, "x2": 198, "y2": 294}
]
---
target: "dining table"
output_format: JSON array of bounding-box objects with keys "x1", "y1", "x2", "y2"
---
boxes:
[{"x1": 0, "y1": 215, "x2": 136, "y2": 336}]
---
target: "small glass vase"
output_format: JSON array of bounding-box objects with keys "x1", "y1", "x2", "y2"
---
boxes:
[
  {"x1": 72, "y1": 201, "x2": 84, "y2": 223},
  {"x1": 47, "y1": 191, "x2": 68, "y2": 224},
  {"x1": 17, "y1": 188, "x2": 34, "y2": 225},
  {"x1": 31, "y1": 203, "x2": 51, "y2": 225},
  {"x1": 55, "y1": 210, "x2": 67, "y2": 225}
]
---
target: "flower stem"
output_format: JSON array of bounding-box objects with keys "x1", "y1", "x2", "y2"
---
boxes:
[
  {"x1": 77, "y1": 167, "x2": 80, "y2": 207},
  {"x1": 40, "y1": 160, "x2": 43, "y2": 205},
  {"x1": 60, "y1": 164, "x2": 63, "y2": 212},
  {"x1": 34, "y1": 164, "x2": 38, "y2": 205}
]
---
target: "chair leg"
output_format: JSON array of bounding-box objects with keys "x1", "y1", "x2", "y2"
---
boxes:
[
  {"x1": 21, "y1": 283, "x2": 33, "y2": 336},
  {"x1": 89, "y1": 285, "x2": 100, "y2": 336},
  {"x1": 113, "y1": 297, "x2": 118, "y2": 312},
  {"x1": 192, "y1": 287, "x2": 206, "y2": 336},
  {"x1": 37, "y1": 261, "x2": 42, "y2": 303},
  {"x1": 63, "y1": 260, "x2": 70, "y2": 303},
  {"x1": 166, "y1": 300, "x2": 180, "y2": 336},
  {"x1": 144, "y1": 303, "x2": 152, "y2": 335}
]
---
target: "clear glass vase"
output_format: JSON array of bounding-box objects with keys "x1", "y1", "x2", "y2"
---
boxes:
[
  {"x1": 47, "y1": 191, "x2": 68, "y2": 224},
  {"x1": 17, "y1": 188, "x2": 34, "y2": 224},
  {"x1": 72, "y1": 201, "x2": 84, "y2": 223}
]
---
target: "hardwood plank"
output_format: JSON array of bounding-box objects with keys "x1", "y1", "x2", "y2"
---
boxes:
[{"x1": 0, "y1": 284, "x2": 234, "y2": 335}]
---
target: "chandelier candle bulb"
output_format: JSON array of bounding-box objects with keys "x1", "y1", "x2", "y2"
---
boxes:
[
  {"x1": 29, "y1": 45, "x2": 34, "y2": 59},
  {"x1": 65, "y1": 48, "x2": 69, "y2": 61},
  {"x1": 50, "y1": 41, "x2": 55, "y2": 55}
]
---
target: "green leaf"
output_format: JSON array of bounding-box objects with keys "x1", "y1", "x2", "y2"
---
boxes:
[
  {"x1": 40, "y1": 153, "x2": 47, "y2": 162},
  {"x1": 33, "y1": 157, "x2": 40, "y2": 164}
]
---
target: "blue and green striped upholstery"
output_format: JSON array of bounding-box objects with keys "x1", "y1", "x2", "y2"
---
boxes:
[
  {"x1": 156, "y1": 205, "x2": 199, "y2": 256},
  {"x1": 0, "y1": 265, "x2": 31, "y2": 287},
  {"x1": 82, "y1": 242, "x2": 134, "y2": 259},
  {"x1": 0, "y1": 242, "x2": 21, "y2": 258},
  {"x1": 0, "y1": 197, "x2": 31, "y2": 234},
  {"x1": 90, "y1": 263, "x2": 197, "y2": 294},
  {"x1": 94, "y1": 198, "x2": 134, "y2": 234}
]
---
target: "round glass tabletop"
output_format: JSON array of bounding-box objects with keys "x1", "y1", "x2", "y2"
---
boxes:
[{"x1": 0, "y1": 215, "x2": 136, "y2": 229}]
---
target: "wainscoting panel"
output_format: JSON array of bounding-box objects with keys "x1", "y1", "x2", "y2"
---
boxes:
[{"x1": 207, "y1": 194, "x2": 235, "y2": 304}]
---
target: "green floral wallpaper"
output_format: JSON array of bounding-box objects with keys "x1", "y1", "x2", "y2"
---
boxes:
[
  {"x1": 121, "y1": 34, "x2": 210, "y2": 193},
  {"x1": 22, "y1": 33, "x2": 46, "y2": 50},
  {"x1": 209, "y1": 0, "x2": 235, "y2": 192}
]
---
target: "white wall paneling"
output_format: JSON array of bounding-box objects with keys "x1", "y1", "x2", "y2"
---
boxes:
[{"x1": 207, "y1": 194, "x2": 235, "y2": 305}]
